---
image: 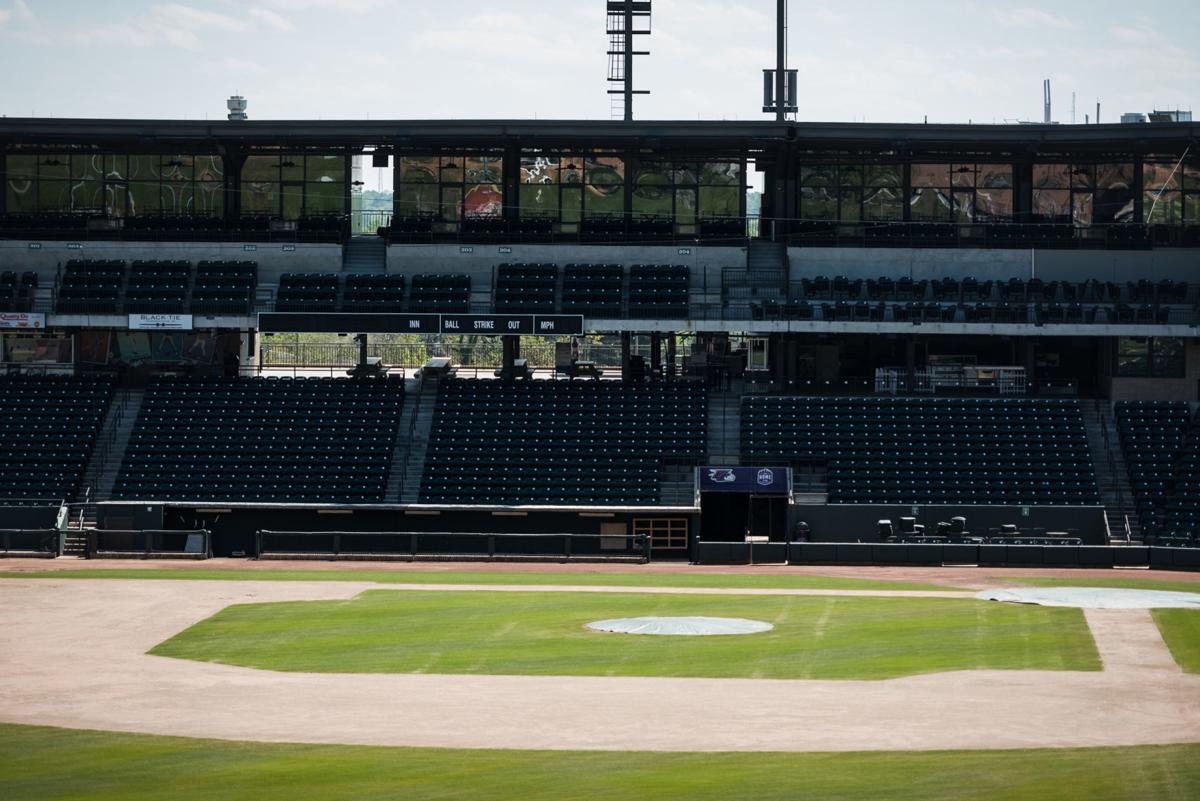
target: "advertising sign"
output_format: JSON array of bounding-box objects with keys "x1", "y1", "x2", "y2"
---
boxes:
[
  {"x1": 698, "y1": 466, "x2": 790, "y2": 494},
  {"x1": 128, "y1": 314, "x2": 193, "y2": 331},
  {"x1": 0, "y1": 312, "x2": 45, "y2": 329}
]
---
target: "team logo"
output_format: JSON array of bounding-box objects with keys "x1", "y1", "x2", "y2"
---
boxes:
[
  {"x1": 756, "y1": 469, "x2": 775, "y2": 486},
  {"x1": 707, "y1": 468, "x2": 736, "y2": 483}
]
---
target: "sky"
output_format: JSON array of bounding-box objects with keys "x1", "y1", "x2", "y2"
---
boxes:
[{"x1": 1, "y1": 0, "x2": 1196, "y2": 190}]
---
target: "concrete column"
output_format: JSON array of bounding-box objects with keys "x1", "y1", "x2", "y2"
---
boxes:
[
  {"x1": 650, "y1": 332, "x2": 662, "y2": 379},
  {"x1": 666, "y1": 333, "x2": 677, "y2": 380},
  {"x1": 501, "y1": 336, "x2": 516, "y2": 380}
]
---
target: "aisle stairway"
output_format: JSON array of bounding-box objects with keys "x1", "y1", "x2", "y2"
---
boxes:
[
  {"x1": 342, "y1": 236, "x2": 387, "y2": 274},
  {"x1": 387, "y1": 380, "x2": 438, "y2": 503},
  {"x1": 707, "y1": 389, "x2": 742, "y2": 466},
  {"x1": 1082, "y1": 400, "x2": 1140, "y2": 542}
]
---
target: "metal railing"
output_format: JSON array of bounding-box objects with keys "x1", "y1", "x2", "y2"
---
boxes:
[
  {"x1": 86, "y1": 529, "x2": 211, "y2": 558},
  {"x1": 255, "y1": 529, "x2": 651, "y2": 561},
  {"x1": 352, "y1": 210, "x2": 393, "y2": 235}
]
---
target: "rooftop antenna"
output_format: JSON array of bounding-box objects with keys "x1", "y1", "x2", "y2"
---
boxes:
[
  {"x1": 606, "y1": 1, "x2": 651, "y2": 121},
  {"x1": 1043, "y1": 79, "x2": 1052, "y2": 124}
]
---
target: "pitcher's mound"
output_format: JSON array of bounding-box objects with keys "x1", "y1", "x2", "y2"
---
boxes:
[
  {"x1": 585, "y1": 616, "x2": 774, "y2": 636},
  {"x1": 978, "y1": 587, "x2": 1200, "y2": 610}
]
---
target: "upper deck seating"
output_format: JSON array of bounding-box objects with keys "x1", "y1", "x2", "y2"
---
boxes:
[{"x1": 494, "y1": 263, "x2": 556, "y2": 313}]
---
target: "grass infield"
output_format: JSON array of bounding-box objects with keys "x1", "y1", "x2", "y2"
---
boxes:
[
  {"x1": 1015, "y1": 577, "x2": 1200, "y2": 595},
  {"x1": 0, "y1": 567, "x2": 961, "y2": 592},
  {"x1": 1153, "y1": 609, "x2": 1200, "y2": 674},
  {"x1": 150, "y1": 590, "x2": 1099, "y2": 680},
  {"x1": 0, "y1": 724, "x2": 1196, "y2": 801}
]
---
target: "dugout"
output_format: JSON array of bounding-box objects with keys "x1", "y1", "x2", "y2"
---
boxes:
[
  {"x1": 697, "y1": 467, "x2": 791, "y2": 542},
  {"x1": 97, "y1": 501, "x2": 699, "y2": 560}
]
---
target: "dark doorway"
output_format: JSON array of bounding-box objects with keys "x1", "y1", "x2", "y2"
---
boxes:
[{"x1": 700, "y1": 493, "x2": 788, "y2": 541}]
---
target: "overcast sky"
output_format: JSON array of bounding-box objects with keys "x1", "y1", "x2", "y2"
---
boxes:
[{"x1": 2, "y1": 0, "x2": 1196, "y2": 189}]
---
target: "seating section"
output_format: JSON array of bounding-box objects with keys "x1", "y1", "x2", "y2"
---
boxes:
[
  {"x1": 56, "y1": 260, "x2": 126, "y2": 313},
  {"x1": 494, "y1": 263, "x2": 556, "y2": 313},
  {"x1": 113, "y1": 377, "x2": 404, "y2": 503},
  {"x1": 742, "y1": 396, "x2": 1099, "y2": 505},
  {"x1": 276, "y1": 273, "x2": 339, "y2": 311},
  {"x1": 0, "y1": 375, "x2": 114, "y2": 501},
  {"x1": 343, "y1": 274, "x2": 405, "y2": 312},
  {"x1": 629, "y1": 264, "x2": 689, "y2": 318},
  {"x1": 1118, "y1": 402, "x2": 1200, "y2": 542},
  {"x1": 1165, "y1": 411, "x2": 1200, "y2": 541},
  {"x1": 562, "y1": 263, "x2": 622, "y2": 317},
  {"x1": 123, "y1": 260, "x2": 191, "y2": 313},
  {"x1": 192, "y1": 261, "x2": 257, "y2": 314},
  {"x1": 1116, "y1": 401, "x2": 1191, "y2": 537},
  {"x1": 745, "y1": 276, "x2": 1194, "y2": 324},
  {"x1": 409, "y1": 274, "x2": 469, "y2": 312},
  {"x1": 421, "y1": 379, "x2": 706, "y2": 505},
  {"x1": 0, "y1": 271, "x2": 19, "y2": 311}
]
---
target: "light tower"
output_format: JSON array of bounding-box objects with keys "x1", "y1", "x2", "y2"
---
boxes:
[
  {"x1": 762, "y1": 1, "x2": 796, "y2": 120},
  {"x1": 606, "y1": 1, "x2": 651, "y2": 121}
]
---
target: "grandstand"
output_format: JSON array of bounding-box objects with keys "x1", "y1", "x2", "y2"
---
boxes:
[{"x1": 0, "y1": 115, "x2": 1197, "y2": 564}]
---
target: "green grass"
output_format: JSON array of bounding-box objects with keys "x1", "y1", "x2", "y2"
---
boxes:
[
  {"x1": 0, "y1": 723, "x2": 1196, "y2": 801},
  {"x1": 1015, "y1": 577, "x2": 1200, "y2": 594},
  {"x1": 1153, "y1": 609, "x2": 1200, "y2": 674},
  {"x1": 150, "y1": 590, "x2": 1099, "y2": 679},
  {"x1": 0, "y1": 567, "x2": 961, "y2": 592}
]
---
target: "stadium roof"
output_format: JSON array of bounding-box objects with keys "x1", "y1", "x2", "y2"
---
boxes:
[{"x1": 1, "y1": 118, "x2": 1196, "y2": 154}]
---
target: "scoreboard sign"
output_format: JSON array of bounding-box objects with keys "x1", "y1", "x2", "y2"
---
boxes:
[{"x1": 259, "y1": 312, "x2": 583, "y2": 336}]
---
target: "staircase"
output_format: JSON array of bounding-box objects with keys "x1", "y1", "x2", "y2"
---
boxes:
[
  {"x1": 706, "y1": 390, "x2": 742, "y2": 466},
  {"x1": 1081, "y1": 400, "x2": 1140, "y2": 542},
  {"x1": 64, "y1": 390, "x2": 141, "y2": 555},
  {"x1": 62, "y1": 505, "x2": 95, "y2": 556},
  {"x1": 722, "y1": 240, "x2": 789, "y2": 318},
  {"x1": 792, "y1": 465, "x2": 829, "y2": 504},
  {"x1": 747, "y1": 239, "x2": 787, "y2": 276},
  {"x1": 383, "y1": 379, "x2": 439, "y2": 504},
  {"x1": 342, "y1": 236, "x2": 387, "y2": 274}
]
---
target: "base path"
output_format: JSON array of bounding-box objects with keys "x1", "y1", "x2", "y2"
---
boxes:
[{"x1": 1, "y1": 578, "x2": 1198, "y2": 753}]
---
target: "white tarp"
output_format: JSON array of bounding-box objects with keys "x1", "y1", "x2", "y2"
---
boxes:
[
  {"x1": 585, "y1": 616, "x2": 774, "y2": 636},
  {"x1": 978, "y1": 587, "x2": 1200, "y2": 610}
]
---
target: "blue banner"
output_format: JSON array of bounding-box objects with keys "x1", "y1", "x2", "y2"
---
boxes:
[{"x1": 698, "y1": 466, "x2": 790, "y2": 494}]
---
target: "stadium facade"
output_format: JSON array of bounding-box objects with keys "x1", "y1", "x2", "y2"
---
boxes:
[{"x1": 1, "y1": 116, "x2": 1198, "y2": 565}]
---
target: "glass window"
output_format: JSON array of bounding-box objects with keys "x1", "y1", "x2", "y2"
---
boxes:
[
  {"x1": 520, "y1": 153, "x2": 561, "y2": 219},
  {"x1": 700, "y1": 161, "x2": 739, "y2": 186},
  {"x1": 1117, "y1": 337, "x2": 1185, "y2": 378},
  {"x1": 397, "y1": 156, "x2": 437, "y2": 183},
  {"x1": 911, "y1": 164, "x2": 950, "y2": 189},
  {"x1": 699, "y1": 185, "x2": 740, "y2": 219},
  {"x1": 1117, "y1": 338, "x2": 1150, "y2": 377},
  {"x1": 396, "y1": 184, "x2": 437, "y2": 215},
  {"x1": 5, "y1": 155, "x2": 37, "y2": 212},
  {"x1": 1095, "y1": 163, "x2": 1134, "y2": 223}
]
